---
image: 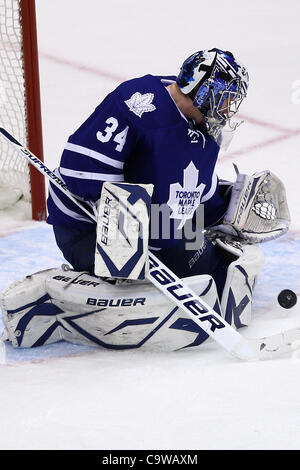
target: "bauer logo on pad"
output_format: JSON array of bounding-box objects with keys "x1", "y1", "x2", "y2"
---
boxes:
[{"x1": 95, "y1": 182, "x2": 153, "y2": 280}]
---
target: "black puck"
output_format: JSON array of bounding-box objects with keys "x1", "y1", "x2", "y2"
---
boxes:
[{"x1": 277, "y1": 289, "x2": 297, "y2": 309}]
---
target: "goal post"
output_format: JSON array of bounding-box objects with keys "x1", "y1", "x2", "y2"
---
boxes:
[
  {"x1": 20, "y1": 0, "x2": 46, "y2": 220},
  {"x1": 0, "y1": 0, "x2": 46, "y2": 220}
]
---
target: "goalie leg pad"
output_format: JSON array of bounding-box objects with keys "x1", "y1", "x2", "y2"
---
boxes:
[
  {"x1": 0, "y1": 269, "x2": 63, "y2": 348},
  {"x1": 216, "y1": 239, "x2": 265, "y2": 328},
  {"x1": 0, "y1": 268, "x2": 221, "y2": 351}
]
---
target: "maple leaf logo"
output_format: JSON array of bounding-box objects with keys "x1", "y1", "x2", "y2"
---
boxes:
[
  {"x1": 124, "y1": 92, "x2": 156, "y2": 117},
  {"x1": 167, "y1": 161, "x2": 206, "y2": 229}
]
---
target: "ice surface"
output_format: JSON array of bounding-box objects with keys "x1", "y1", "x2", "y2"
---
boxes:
[{"x1": 0, "y1": 0, "x2": 299, "y2": 451}]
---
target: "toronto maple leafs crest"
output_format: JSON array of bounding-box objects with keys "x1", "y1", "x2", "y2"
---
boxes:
[
  {"x1": 167, "y1": 161, "x2": 206, "y2": 229},
  {"x1": 124, "y1": 92, "x2": 156, "y2": 117}
]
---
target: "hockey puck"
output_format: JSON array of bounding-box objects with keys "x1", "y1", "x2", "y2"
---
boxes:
[{"x1": 277, "y1": 289, "x2": 298, "y2": 309}]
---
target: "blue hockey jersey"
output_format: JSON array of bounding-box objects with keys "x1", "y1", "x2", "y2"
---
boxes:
[{"x1": 47, "y1": 74, "x2": 229, "y2": 249}]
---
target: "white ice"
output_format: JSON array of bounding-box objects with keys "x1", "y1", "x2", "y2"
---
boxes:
[{"x1": 0, "y1": 0, "x2": 299, "y2": 450}]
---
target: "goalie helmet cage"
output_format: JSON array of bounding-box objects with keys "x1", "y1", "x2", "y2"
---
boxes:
[{"x1": 0, "y1": 0, "x2": 46, "y2": 220}]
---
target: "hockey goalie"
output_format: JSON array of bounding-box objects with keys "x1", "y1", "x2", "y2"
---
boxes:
[
  {"x1": 0, "y1": 172, "x2": 290, "y2": 352},
  {"x1": 0, "y1": 47, "x2": 291, "y2": 353}
]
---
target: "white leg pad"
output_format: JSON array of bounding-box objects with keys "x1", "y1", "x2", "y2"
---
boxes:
[
  {"x1": 0, "y1": 267, "x2": 222, "y2": 351},
  {"x1": 219, "y1": 242, "x2": 265, "y2": 328}
]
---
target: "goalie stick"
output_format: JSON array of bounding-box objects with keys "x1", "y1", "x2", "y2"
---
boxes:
[{"x1": 0, "y1": 126, "x2": 299, "y2": 361}]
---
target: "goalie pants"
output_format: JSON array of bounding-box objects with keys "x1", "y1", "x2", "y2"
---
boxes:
[{"x1": 52, "y1": 224, "x2": 230, "y2": 297}]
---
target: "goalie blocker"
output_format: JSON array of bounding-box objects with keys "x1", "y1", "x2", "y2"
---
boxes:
[
  {"x1": 0, "y1": 240, "x2": 264, "y2": 350},
  {"x1": 95, "y1": 181, "x2": 153, "y2": 280}
]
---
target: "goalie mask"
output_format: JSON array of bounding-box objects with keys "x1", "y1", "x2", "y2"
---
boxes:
[{"x1": 176, "y1": 48, "x2": 249, "y2": 148}]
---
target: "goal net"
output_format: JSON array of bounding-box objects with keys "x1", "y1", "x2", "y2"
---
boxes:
[{"x1": 0, "y1": 0, "x2": 46, "y2": 219}]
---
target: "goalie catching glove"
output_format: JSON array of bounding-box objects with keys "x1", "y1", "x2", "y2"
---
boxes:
[{"x1": 210, "y1": 167, "x2": 291, "y2": 243}]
